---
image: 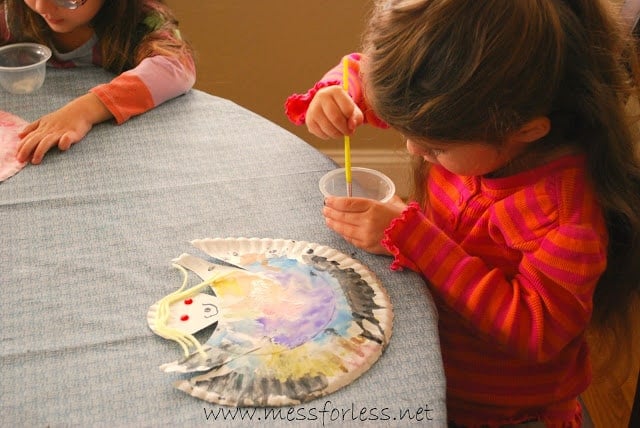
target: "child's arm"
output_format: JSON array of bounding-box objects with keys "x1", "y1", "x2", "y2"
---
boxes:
[
  {"x1": 382, "y1": 201, "x2": 606, "y2": 363},
  {"x1": 18, "y1": 8, "x2": 195, "y2": 164},
  {"x1": 90, "y1": 9, "x2": 196, "y2": 125},
  {"x1": 17, "y1": 55, "x2": 194, "y2": 164},
  {"x1": 17, "y1": 93, "x2": 112, "y2": 164},
  {"x1": 285, "y1": 53, "x2": 388, "y2": 134},
  {"x1": 90, "y1": 54, "x2": 195, "y2": 125}
]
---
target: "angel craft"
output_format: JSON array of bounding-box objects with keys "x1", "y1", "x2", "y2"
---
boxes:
[{"x1": 147, "y1": 238, "x2": 394, "y2": 407}]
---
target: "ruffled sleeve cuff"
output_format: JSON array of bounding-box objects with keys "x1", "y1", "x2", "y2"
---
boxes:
[
  {"x1": 284, "y1": 80, "x2": 340, "y2": 125},
  {"x1": 382, "y1": 202, "x2": 423, "y2": 271}
]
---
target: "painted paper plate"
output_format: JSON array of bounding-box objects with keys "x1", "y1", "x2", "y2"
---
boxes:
[{"x1": 147, "y1": 238, "x2": 393, "y2": 407}]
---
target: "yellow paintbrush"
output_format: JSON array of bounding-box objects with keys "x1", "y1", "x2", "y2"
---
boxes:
[{"x1": 342, "y1": 56, "x2": 352, "y2": 197}]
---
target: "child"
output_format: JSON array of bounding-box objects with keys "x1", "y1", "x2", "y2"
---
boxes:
[
  {"x1": 0, "y1": 0, "x2": 195, "y2": 164},
  {"x1": 285, "y1": 0, "x2": 640, "y2": 426}
]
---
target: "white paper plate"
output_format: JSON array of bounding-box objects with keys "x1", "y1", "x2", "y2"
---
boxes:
[{"x1": 153, "y1": 238, "x2": 393, "y2": 407}]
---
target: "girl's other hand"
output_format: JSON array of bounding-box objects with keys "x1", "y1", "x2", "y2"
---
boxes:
[
  {"x1": 17, "y1": 93, "x2": 112, "y2": 164},
  {"x1": 323, "y1": 195, "x2": 406, "y2": 254},
  {"x1": 306, "y1": 86, "x2": 364, "y2": 139}
]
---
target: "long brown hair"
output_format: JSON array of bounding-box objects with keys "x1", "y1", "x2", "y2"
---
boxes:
[
  {"x1": 1, "y1": 0, "x2": 193, "y2": 73},
  {"x1": 362, "y1": 0, "x2": 640, "y2": 369}
]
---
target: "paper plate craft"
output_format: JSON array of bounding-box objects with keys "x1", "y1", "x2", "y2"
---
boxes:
[
  {"x1": 0, "y1": 111, "x2": 28, "y2": 182},
  {"x1": 147, "y1": 237, "x2": 393, "y2": 407}
]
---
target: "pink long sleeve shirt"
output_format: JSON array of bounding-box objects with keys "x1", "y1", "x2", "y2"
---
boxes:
[
  {"x1": 286, "y1": 54, "x2": 608, "y2": 427},
  {"x1": 1, "y1": 1, "x2": 195, "y2": 125}
]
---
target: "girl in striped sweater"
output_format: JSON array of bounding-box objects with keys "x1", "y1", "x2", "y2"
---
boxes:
[
  {"x1": 285, "y1": 0, "x2": 640, "y2": 426},
  {"x1": 1, "y1": 0, "x2": 195, "y2": 164}
]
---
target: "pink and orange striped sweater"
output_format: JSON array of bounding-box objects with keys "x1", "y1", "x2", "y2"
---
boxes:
[{"x1": 286, "y1": 54, "x2": 608, "y2": 427}]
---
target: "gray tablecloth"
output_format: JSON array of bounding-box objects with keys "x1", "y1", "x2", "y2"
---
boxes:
[{"x1": 0, "y1": 67, "x2": 446, "y2": 427}]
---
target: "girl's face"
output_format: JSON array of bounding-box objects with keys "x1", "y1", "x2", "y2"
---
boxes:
[
  {"x1": 406, "y1": 137, "x2": 524, "y2": 177},
  {"x1": 23, "y1": 0, "x2": 105, "y2": 34}
]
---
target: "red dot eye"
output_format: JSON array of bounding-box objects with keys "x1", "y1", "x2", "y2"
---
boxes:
[
  {"x1": 180, "y1": 314, "x2": 189, "y2": 321},
  {"x1": 184, "y1": 298, "x2": 193, "y2": 305}
]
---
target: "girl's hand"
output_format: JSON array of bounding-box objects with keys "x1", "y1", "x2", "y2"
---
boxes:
[
  {"x1": 306, "y1": 86, "x2": 364, "y2": 139},
  {"x1": 323, "y1": 195, "x2": 406, "y2": 254},
  {"x1": 17, "y1": 93, "x2": 112, "y2": 164}
]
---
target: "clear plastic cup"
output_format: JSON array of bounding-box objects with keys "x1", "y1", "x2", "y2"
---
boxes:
[
  {"x1": 319, "y1": 167, "x2": 396, "y2": 202},
  {"x1": 0, "y1": 43, "x2": 52, "y2": 94}
]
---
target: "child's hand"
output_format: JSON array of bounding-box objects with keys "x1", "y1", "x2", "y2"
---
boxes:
[
  {"x1": 17, "y1": 93, "x2": 112, "y2": 164},
  {"x1": 306, "y1": 86, "x2": 364, "y2": 139},
  {"x1": 323, "y1": 195, "x2": 406, "y2": 254}
]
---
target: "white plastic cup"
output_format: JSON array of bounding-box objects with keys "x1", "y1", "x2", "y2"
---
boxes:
[
  {"x1": 0, "y1": 43, "x2": 52, "y2": 94},
  {"x1": 319, "y1": 167, "x2": 396, "y2": 202}
]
